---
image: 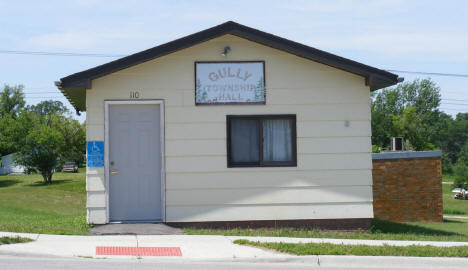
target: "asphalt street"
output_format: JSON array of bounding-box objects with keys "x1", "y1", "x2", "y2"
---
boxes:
[
  {"x1": 1, "y1": 256, "x2": 316, "y2": 270},
  {"x1": 0, "y1": 255, "x2": 466, "y2": 270}
]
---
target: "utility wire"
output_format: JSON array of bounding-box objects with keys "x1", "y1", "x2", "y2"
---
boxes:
[
  {"x1": 25, "y1": 92, "x2": 60, "y2": 94},
  {"x1": 386, "y1": 69, "x2": 468, "y2": 78},
  {"x1": 1, "y1": 49, "x2": 468, "y2": 78}
]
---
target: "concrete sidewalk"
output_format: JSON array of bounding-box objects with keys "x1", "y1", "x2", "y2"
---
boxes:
[
  {"x1": 0, "y1": 232, "x2": 291, "y2": 261},
  {"x1": 1, "y1": 231, "x2": 468, "y2": 262}
]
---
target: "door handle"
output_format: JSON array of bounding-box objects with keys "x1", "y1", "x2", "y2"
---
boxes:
[{"x1": 110, "y1": 170, "x2": 119, "y2": 175}]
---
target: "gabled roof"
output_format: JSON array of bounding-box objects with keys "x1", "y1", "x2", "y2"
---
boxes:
[{"x1": 56, "y1": 21, "x2": 402, "y2": 112}]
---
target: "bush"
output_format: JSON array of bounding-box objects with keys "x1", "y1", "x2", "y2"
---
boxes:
[
  {"x1": 442, "y1": 154, "x2": 453, "y2": 174},
  {"x1": 452, "y1": 162, "x2": 468, "y2": 189},
  {"x1": 372, "y1": 145, "x2": 381, "y2": 153}
]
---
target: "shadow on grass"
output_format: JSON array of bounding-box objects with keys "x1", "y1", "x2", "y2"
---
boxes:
[
  {"x1": 444, "y1": 209, "x2": 468, "y2": 215},
  {"x1": 27, "y1": 179, "x2": 72, "y2": 187},
  {"x1": 0, "y1": 180, "x2": 20, "y2": 188},
  {"x1": 443, "y1": 219, "x2": 463, "y2": 223},
  {"x1": 371, "y1": 219, "x2": 461, "y2": 236}
]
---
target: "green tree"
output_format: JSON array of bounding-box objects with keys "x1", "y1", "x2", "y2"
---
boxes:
[
  {"x1": 391, "y1": 106, "x2": 435, "y2": 150},
  {"x1": 27, "y1": 100, "x2": 69, "y2": 117},
  {"x1": 0, "y1": 84, "x2": 25, "y2": 118},
  {"x1": 452, "y1": 161, "x2": 468, "y2": 190},
  {"x1": 371, "y1": 78, "x2": 443, "y2": 151},
  {"x1": 0, "y1": 110, "x2": 33, "y2": 156},
  {"x1": 15, "y1": 114, "x2": 65, "y2": 183},
  {"x1": 55, "y1": 118, "x2": 86, "y2": 166},
  {"x1": 443, "y1": 113, "x2": 468, "y2": 164},
  {"x1": 12, "y1": 100, "x2": 85, "y2": 183}
]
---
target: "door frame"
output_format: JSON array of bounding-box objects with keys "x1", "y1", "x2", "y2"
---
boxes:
[{"x1": 104, "y1": 100, "x2": 165, "y2": 223}]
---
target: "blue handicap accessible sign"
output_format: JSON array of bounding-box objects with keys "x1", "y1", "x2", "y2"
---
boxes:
[{"x1": 87, "y1": 141, "x2": 104, "y2": 167}]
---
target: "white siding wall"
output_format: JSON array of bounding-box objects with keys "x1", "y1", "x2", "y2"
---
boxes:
[{"x1": 86, "y1": 34, "x2": 373, "y2": 224}]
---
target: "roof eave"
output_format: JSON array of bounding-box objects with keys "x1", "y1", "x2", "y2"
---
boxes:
[{"x1": 57, "y1": 21, "x2": 402, "y2": 109}]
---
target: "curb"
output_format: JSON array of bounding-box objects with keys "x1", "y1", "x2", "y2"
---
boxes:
[
  {"x1": 317, "y1": 255, "x2": 468, "y2": 269},
  {"x1": 1, "y1": 250, "x2": 468, "y2": 269}
]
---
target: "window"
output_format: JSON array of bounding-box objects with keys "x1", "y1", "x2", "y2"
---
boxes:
[{"x1": 227, "y1": 115, "x2": 297, "y2": 167}]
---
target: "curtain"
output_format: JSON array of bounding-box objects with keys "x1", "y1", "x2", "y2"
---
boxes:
[
  {"x1": 263, "y1": 119, "x2": 292, "y2": 162},
  {"x1": 230, "y1": 119, "x2": 259, "y2": 162}
]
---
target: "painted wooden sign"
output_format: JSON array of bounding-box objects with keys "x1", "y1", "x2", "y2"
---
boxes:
[{"x1": 195, "y1": 61, "x2": 265, "y2": 105}]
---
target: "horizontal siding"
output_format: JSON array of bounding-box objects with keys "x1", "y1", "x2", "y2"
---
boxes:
[
  {"x1": 86, "y1": 124, "x2": 104, "y2": 141},
  {"x1": 166, "y1": 169, "x2": 372, "y2": 190},
  {"x1": 166, "y1": 122, "x2": 225, "y2": 139},
  {"x1": 166, "y1": 186, "x2": 372, "y2": 206},
  {"x1": 86, "y1": 88, "x2": 369, "y2": 109},
  {"x1": 86, "y1": 175, "x2": 106, "y2": 192},
  {"x1": 166, "y1": 139, "x2": 226, "y2": 156},
  {"x1": 166, "y1": 202, "x2": 374, "y2": 222},
  {"x1": 165, "y1": 104, "x2": 370, "y2": 123},
  {"x1": 166, "y1": 153, "x2": 372, "y2": 173},
  {"x1": 298, "y1": 121, "x2": 370, "y2": 137},
  {"x1": 87, "y1": 191, "x2": 106, "y2": 208},
  {"x1": 299, "y1": 137, "x2": 371, "y2": 153},
  {"x1": 166, "y1": 137, "x2": 371, "y2": 156},
  {"x1": 165, "y1": 121, "x2": 370, "y2": 141},
  {"x1": 85, "y1": 34, "x2": 374, "y2": 223},
  {"x1": 267, "y1": 88, "x2": 369, "y2": 105},
  {"x1": 87, "y1": 208, "x2": 107, "y2": 224}
]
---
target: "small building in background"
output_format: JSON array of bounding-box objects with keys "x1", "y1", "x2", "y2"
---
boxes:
[{"x1": 0, "y1": 153, "x2": 25, "y2": 175}]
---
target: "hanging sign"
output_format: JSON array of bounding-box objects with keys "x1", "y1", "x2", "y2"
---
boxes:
[
  {"x1": 195, "y1": 61, "x2": 265, "y2": 105},
  {"x1": 87, "y1": 141, "x2": 104, "y2": 167}
]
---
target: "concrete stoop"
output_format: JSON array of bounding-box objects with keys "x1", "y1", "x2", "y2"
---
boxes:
[{"x1": 90, "y1": 223, "x2": 183, "y2": 235}]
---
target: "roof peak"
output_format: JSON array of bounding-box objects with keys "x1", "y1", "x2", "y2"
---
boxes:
[{"x1": 58, "y1": 21, "x2": 400, "y2": 111}]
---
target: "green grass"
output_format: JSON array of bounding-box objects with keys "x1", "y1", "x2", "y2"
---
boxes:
[
  {"x1": 0, "y1": 168, "x2": 89, "y2": 235},
  {"x1": 0, "y1": 236, "x2": 33, "y2": 245},
  {"x1": 234, "y1": 239, "x2": 468, "y2": 257},
  {"x1": 442, "y1": 173, "x2": 456, "y2": 183},
  {"x1": 185, "y1": 218, "x2": 468, "y2": 242},
  {"x1": 442, "y1": 181, "x2": 468, "y2": 216}
]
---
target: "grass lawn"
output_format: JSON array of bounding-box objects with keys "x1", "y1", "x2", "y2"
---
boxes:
[
  {"x1": 0, "y1": 168, "x2": 89, "y2": 235},
  {"x1": 442, "y1": 181, "x2": 468, "y2": 215},
  {"x1": 234, "y1": 240, "x2": 468, "y2": 257},
  {"x1": 185, "y1": 218, "x2": 468, "y2": 242},
  {"x1": 0, "y1": 236, "x2": 33, "y2": 245}
]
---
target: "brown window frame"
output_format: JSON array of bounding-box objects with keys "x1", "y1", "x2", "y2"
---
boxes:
[{"x1": 226, "y1": 114, "x2": 297, "y2": 168}]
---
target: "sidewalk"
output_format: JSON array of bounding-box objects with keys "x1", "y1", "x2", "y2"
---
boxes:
[
  {"x1": 1, "y1": 231, "x2": 468, "y2": 262},
  {"x1": 444, "y1": 215, "x2": 468, "y2": 219},
  {"x1": 0, "y1": 232, "x2": 291, "y2": 261}
]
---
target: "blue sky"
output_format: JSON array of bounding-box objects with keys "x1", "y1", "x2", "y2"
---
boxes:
[{"x1": 1, "y1": 0, "x2": 467, "y2": 122}]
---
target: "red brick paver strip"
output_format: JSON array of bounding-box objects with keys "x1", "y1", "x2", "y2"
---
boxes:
[{"x1": 96, "y1": 246, "x2": 182, "y2": 256}]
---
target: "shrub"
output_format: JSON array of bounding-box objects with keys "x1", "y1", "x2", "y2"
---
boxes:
[{"x1": 452, "y1": 162, "x2": 468, "y2": 189}]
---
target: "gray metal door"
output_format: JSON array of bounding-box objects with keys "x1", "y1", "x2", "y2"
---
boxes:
[{"x1": 109, "y1": 104, "x2": 162, "y2": 222}]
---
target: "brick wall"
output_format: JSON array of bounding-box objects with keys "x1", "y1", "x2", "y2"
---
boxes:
[{"x1": 372, "y1": 152, "x2": 443, "y2": 222}]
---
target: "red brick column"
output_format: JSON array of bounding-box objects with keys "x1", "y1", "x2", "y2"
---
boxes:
[{"x1": 372, "y1": 154, "x2": 442, "y2": 222}]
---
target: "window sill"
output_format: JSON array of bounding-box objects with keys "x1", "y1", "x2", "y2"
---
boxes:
[{"x1": 227, "y1": 162, "x2": 297, "y2": 168}]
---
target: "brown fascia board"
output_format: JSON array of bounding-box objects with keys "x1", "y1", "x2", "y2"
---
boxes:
[{"x1": 59, "y1": 21, "x2": 400, "y2": 90}]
